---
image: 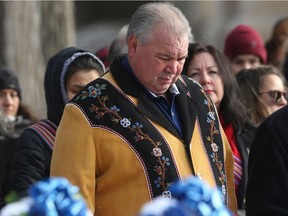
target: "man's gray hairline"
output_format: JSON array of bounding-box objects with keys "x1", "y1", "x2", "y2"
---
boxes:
[{"x1": 126, "y1": 2, "x2": 194, "y2": 45}]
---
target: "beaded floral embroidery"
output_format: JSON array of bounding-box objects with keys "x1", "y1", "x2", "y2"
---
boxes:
[
  {"x1": 201, "y1": 88, "x2": 227, "y2": 203},
  {"x1": 180, "y1": 76, "x2": 228, "y2": 205},
  {"x1": 75, "y1": 83, "x2": 175, "y2": 198}
]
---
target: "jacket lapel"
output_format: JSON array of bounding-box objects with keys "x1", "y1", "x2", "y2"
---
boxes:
[
  {"x1": 137, "y1": 90, "x2": 180, "y2": 138},
  {"x1": 175, "y1": 78, "x2": 198, "y2": 144},
  {"x1": 110, "y1": 57, "x2": 198, "y2": 141}
]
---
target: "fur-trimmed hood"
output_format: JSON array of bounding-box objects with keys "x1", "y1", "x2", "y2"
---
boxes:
[{"x1": 44, "y1": 47, "x2": 105, "y2": 126}]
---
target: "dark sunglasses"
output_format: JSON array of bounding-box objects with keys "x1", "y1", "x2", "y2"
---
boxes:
[{"x1": 259, "y1": 90, "x2": 288, "y2": 104}]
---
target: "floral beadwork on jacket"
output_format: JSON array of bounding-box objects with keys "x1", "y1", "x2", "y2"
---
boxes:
[
  {"x1": 75, "y1": 82, "x2": 176, "y2": 198},
  {"x1": 73, "y1": 75, "x2": 228, "y2": 206},
  {"x1": 202, "y1": 89, "x2": 227, "y2": 203},
  {"x1": 179, "y1": 76, "x2": 228, "y2": 206}
]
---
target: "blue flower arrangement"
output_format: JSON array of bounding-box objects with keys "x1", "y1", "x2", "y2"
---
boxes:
[
  {"x1": 0, "y1": 177, "x2": 92, "y2": 216},
  {"x1": 138, "y1": 176, "x2": 232, "y2": 216}
]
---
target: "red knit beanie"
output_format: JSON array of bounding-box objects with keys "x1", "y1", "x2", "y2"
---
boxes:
[
  {"x1": 224, "y1": 24, "x2": 267, "y2": 64},
  {"x1": 95, "y1": 46, "x2": 109, "y2": 68}
]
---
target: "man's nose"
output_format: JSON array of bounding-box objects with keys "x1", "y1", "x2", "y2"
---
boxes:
[{"x1": 166, "y1": 60, "x2": 178, "y2": 73}]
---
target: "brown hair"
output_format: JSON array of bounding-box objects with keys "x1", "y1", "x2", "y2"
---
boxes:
[
  {"x1": 236, "y1": 65, "x2": 286, "y2": 125},
  {"x1": 183, "y1": 43, "x2": 252, "y2": 129},
  {"x1": 266, "y1": 17, "x2": 288, "y2": 70},
  {"x1": 17, "y1": 103, "x2": 39, "y2": 124}
]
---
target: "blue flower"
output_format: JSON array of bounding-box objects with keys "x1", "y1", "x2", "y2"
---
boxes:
[
  {"x1": 132, "y1": 122, "x2": 143, "y2": 129},
  {"x1": 88, "y1": 86, "x2": 101, "y2": 98},
  {"x1": 154, "y1": 176, "x2": 162, "y2": 188},
  {"x1": 28, "y1": 177, "x2": 88, "y2": 216},
  {"x1": 110, "y1": 106, "x2": 120, "y2": 112},
  {"x1": 138, "y1": 176, "x2": 232, "y2": 216},
  {"x1": 0, "y1": 178, "x2": 92, "y2": 216}
]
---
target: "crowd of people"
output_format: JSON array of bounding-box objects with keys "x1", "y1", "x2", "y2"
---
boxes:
[{"x1": 0, "y1": 2, "x2": 288, "y2": 216}]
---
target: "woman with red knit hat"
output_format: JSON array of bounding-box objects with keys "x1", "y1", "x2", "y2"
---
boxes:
[{"x1": 224, "y1": 24, "x2": 267, "y2": 75}]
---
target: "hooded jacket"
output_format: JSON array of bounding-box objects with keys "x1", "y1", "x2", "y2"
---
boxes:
[{"x1": 9, "y1": 47, "x2": 105, "y2": 196}]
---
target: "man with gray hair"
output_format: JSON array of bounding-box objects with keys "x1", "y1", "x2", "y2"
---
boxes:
[
  {"x1": 51, "y1": 2, "x2": 237, "y2": 215},
  {"x1": 107, "y1": 24, "x2": 129, "y2": 66}
]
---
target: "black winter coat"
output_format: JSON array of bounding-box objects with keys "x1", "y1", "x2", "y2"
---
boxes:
[
  {"x1": 0, "y1": 137, "x2": 16, "y2": 208},
  {"x1": 235, "y1": 123, "x2": 255, "y2": 210},
  {"x1": 246, "y1": 106, "x2": 288, "y2": 215},
  {"x1": 0, "y1": 117, "x2": 32, "y2": 208},
  {"x1": 9, "y1": 129, "x2": 52, "y2": 196}
]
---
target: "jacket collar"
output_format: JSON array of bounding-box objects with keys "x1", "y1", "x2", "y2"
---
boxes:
[{"x1": 110, "y1": 56, "x2": 198, "y2": 142}]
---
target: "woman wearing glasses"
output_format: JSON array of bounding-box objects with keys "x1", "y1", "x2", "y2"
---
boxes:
[{"x1": 236, "y1": 65, "x2": 287, "y2": 126}]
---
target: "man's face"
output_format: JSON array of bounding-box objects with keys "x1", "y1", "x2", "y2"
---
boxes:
[
  {"x1": 231, "y1": 54, "x2": 261, "y2": 75},
  {"x1": 128, "y1": 26, "x2": 189, "y2": 96}
]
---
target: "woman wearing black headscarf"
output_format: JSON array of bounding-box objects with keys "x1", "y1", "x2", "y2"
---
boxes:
[
  {"x1": 9, "y1": 47, "x2": 105, "y2": 197},
  {"x1": 0, "y1": 66, "x2": 38, "y2": 208}
]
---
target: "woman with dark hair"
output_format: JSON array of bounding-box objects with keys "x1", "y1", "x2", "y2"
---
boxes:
[
  {"x1": 265, "y1": 17, "x2": 288, "y2": 72},
  {"x1": 0, "y1": 66, "x2": 38, "y2": 131},
  {"x1": 182, "y1": 43, "x2": 255, "y2": 211},
  {"x1": 0, "y1": 66, "x2": 38, "y2": 208},
  {"x1": 236, "y1": 65, "x2": 287, "y2": 126},
  {"x1": 9, "y1": 47, "x2": 105, "y2": 198}
]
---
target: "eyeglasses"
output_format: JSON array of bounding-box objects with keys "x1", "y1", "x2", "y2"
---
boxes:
[{"x1": 259, "y1": 90, "x2": 288, "y2": 104}]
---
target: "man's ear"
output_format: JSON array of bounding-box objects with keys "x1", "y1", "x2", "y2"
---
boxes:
[{"x1": 127, "y1": 35, "x2": 138, "y2": 52}]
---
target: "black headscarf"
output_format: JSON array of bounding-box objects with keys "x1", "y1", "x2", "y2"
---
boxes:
[
  {"x1": 0, "y1": 66, "x2": 21, "y2": 99},
  {"x1": 44, "y1": 47, "x2": 105, "y2": 126}
]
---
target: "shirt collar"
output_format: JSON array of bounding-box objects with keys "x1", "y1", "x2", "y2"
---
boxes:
[
  {"x1": 121, "y1": 56, "x2": 180, "y2": 98},
  {"x1": 148, "y1": 83, "x2": 180, "y2": 99}
]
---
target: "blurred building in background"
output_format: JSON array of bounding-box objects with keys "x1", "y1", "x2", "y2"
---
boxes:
[
  {"x1": 0, "y1": 1, "x2": 287, "y2": 118},
  {"x1": 75, "y1": 1, "x2": 288, "y2": 53}
]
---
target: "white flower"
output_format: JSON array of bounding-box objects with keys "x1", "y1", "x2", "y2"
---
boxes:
[
  {"x1": 0, "y1": 197, "x2": 33, "y2": 216},
  {"x1": 139, "y1": 197, "x2": 178, "y2": 215}
]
